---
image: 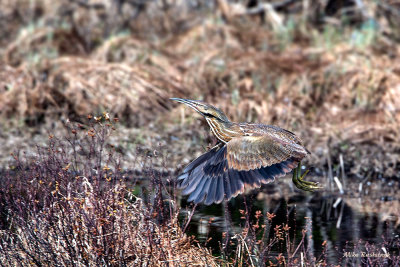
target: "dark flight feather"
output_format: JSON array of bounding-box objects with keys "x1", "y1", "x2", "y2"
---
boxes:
[{"x1": 177, "y1": 145, "x2": 303, "y2": 205}]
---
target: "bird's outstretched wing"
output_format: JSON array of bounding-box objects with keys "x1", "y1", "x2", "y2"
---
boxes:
[
  {"x1": 177, "y1": 135, "x2": 309, "y2": 205},
  {"x1": 226, "y1": 135, "x2": 308, "y2": 171}
]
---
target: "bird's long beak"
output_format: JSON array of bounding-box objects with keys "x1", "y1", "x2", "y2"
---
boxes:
[{"x1": 170, "y1": 98, "x2": 206, "y2": 114}]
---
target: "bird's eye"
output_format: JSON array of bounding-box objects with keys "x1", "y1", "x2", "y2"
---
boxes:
[{"x1": 205, "y1": 113, "x2": 219, "y2": 120}]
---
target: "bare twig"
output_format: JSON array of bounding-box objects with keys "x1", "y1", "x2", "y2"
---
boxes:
[{"x1": 182, "y1": 203, "x2": 198, "y2": 234}]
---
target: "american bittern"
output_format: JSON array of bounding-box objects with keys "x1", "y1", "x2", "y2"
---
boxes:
[{"x1": 171, "y1": 98, "x2": 320, "y2": 205}]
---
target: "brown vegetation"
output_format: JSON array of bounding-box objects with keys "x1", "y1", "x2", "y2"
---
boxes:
[
  {"x1": 1, "y1": 0, "x2": 400, "y2": 266},
  {"x1": 1, "y1": 1, "x2": 399, "y2": 181},
  {"x1": 0, "y1": 117, "x2": 218, "y2": 266}
]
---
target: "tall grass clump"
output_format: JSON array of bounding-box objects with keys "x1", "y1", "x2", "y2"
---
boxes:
[{"x1": 0, "y1": 113, "x2": 217, "y2": 266}]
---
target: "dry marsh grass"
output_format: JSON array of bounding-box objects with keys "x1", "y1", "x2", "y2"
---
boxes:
[
  {"x1": 0, "y1": 2, "x2": 400, "y2": 265},
  {"x1": 1, "y1": 0, "x2": 400, "y2": 179},
  {"x1": 0, "y1": 116, "x2": 218, "y2": 266}
]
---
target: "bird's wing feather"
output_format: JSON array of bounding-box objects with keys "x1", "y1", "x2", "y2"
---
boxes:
[
  {"x1": 178, "y1": 135, "x2": 309, "y2": 205},
  {"x1": 226, "y1": 135, "x2": 308, "y2": 171}
]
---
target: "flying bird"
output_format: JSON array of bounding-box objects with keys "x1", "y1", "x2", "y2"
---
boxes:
[{"x1": 171, "y1": 98, "x2": 320, "y2": 205}]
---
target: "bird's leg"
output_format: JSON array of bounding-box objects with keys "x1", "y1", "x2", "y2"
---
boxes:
[{"x1": 292, "y1": 162, "x2": 322, "y2": 191}]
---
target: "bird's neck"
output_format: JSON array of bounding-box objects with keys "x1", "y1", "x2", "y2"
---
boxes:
[{"x1": 205, "y1": 118, "x2": 241, "y2": 143}]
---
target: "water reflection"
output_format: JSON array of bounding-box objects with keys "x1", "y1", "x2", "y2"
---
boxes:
[{"x1": 180, "y1": 187, "x2": 400, "y2": 264}]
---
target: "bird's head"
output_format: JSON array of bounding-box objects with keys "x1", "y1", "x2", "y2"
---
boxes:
[{"x1": 170, "y1": 98, "x2": 230, "y2": 122}]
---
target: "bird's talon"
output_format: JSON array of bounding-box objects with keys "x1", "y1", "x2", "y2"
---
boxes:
[
  {"x1": 298, "y1": 169, "x2": 310, "y2": 181},
  {"x1": 292, "y1": 162, "x2": 322, "y2": 192}
]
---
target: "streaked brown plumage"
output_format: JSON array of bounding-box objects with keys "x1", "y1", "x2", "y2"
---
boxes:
[{"x1": 171, "y1": 98, "x2": 319, "y2": 205}]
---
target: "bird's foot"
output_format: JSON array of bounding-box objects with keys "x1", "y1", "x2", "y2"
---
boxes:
[{"x1": 292, "y1": 162, "x2": 322, "y2": 192}]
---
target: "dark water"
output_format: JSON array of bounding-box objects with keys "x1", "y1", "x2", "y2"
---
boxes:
[
  {"x1": 133, "y1": 175, "x2": 400, "y2": 265},
  {"x1": 177, "y1": 187, "x2": 400, "y2": 265}
]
